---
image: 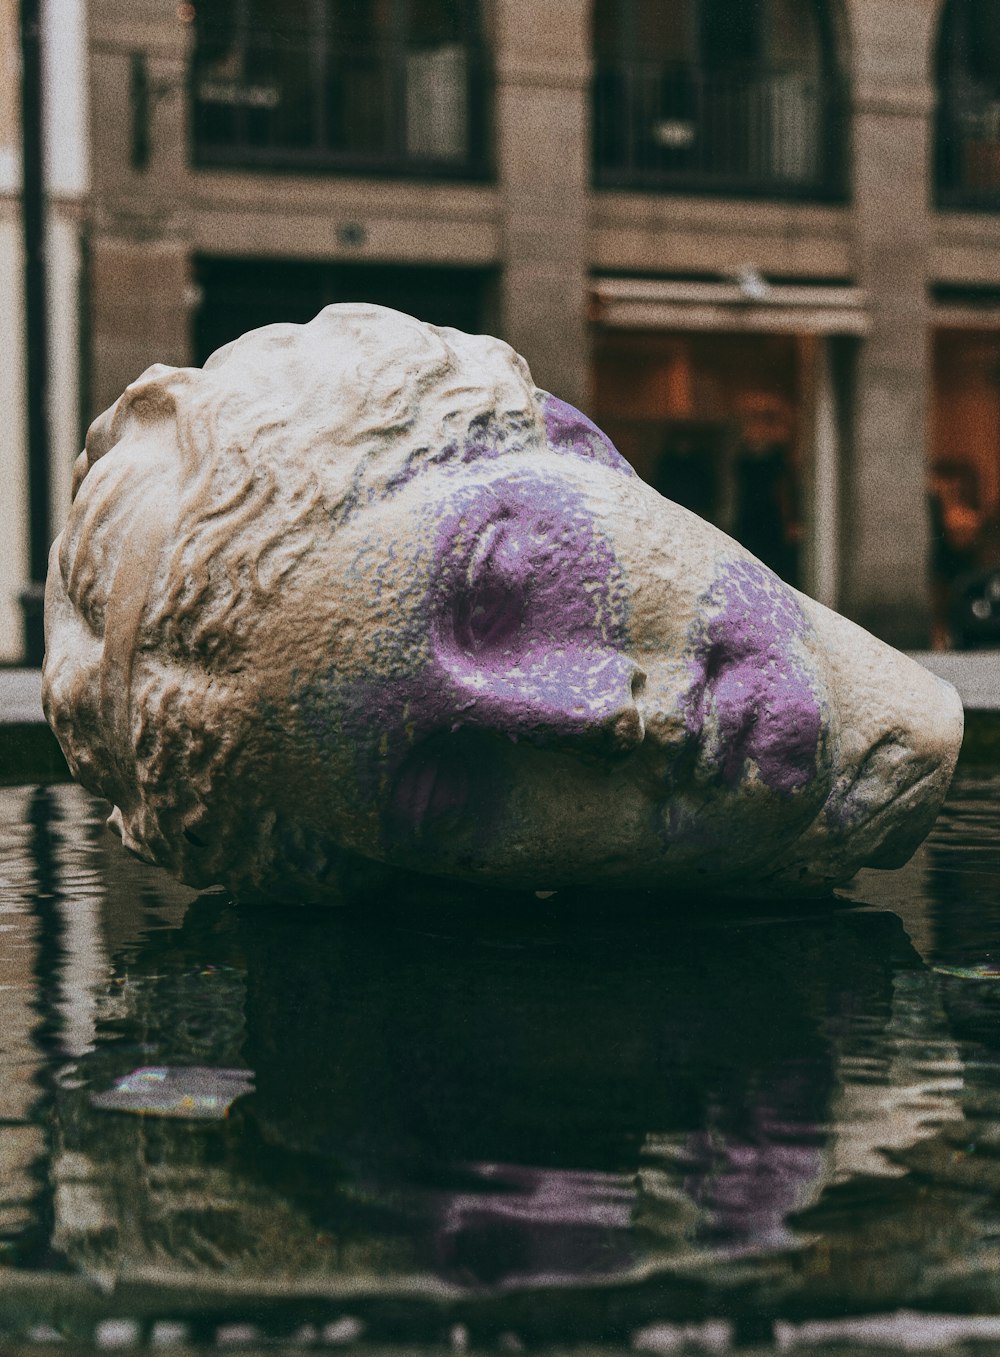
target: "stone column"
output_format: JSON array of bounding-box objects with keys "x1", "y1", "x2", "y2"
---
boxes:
[
  {"x1": 89, "y1": 235, "x2": 190, "y2": 417},
  {"x1": 88, "y1": 6, "x2": 192, "y2": 418},
  {"x1": 800, "y1": 333, "x2": 844, "y2": 613},
  {"x1": 493, "y1": 0, "x2": 590, "y2": 409},
  {"x1": 842, "y1": 0, "x2": 937, "y2": 647},
  {"x1": 43, "y1": 0, "x2": 90, "y2": 537}
]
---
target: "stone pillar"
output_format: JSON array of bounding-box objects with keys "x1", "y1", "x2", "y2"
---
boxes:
[
  {"x1": 89, "y1": 235, "x2": 190, "y2": 417},
  {"x1": 494, "y1": 0, "x2": 590, "y2": 409},
  {"x1": 842, "y1": 0, "x2": 937, "y2": 647},
  {"x1": 43, "y1": 0, "x2": 90, "y2": 537},
  {"x1": 800, "y1": 334, "x2": 843, "y2": 613},
  {"x1": 87, "y1": 7, "x2": 192, "y2": 419}
]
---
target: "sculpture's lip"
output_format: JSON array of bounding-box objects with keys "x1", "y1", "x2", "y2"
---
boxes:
[
  {"x1": 859, "y1": 768, "x2": 945, "y2": 866},
  {"x1": 822, "y1": 729, "x2": 956, "y2": 869},
  {"x1": 385, "y1": 730, "x2": 509, "y2": 847},
  {"x1": 387, "y1": 738, "x2": 472, "y2": 841}
]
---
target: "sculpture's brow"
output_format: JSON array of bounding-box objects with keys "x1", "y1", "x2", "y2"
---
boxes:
[
  {"x1": 383, "y1": 412, "x2": 541, "y2": 500},
  {"x1": 466, "y1": 520, "x2": 505, "y2": 582}
]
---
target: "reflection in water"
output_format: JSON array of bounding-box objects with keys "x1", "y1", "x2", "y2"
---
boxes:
[
  {"x1": 236, "y1": 894, "x2": 912, "y2": 1283},
  {"x1": 1, "y1": 777, "x2": 1000, "y2": 1338}
]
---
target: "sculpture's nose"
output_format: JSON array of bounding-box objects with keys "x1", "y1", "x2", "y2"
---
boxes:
[{"x1": 446, "y1": 652, "x2": 647, "y2": 757}]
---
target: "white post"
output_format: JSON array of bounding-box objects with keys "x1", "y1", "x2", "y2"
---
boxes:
[
  {"x1": 42, "y1": 0, "x2": 89, "y2": 538},
  {"x1": 812, "y1": 334, "x2": 840, "y2": 611}
]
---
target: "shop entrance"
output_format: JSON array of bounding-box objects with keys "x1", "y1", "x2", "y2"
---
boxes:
[
  {"x1": 193, "y1": 257, "x2": 497, "y2": 367},
  {"x1": 592, "y1": 329, "x2": 810, "y2": 590}
]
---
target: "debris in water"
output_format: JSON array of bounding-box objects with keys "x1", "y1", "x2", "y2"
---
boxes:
[{"x1": 90, "y1": 1066, "x2": 253, "y2": 1119}]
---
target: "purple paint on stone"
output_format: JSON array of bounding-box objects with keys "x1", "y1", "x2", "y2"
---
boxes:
[
  {"x1": 685, "y1": 560, "x2": 824, "y2": 797},
  {"x1": 540, "y1": 394, "x2": 636, "y2": 478},
  {"x1": 382, "y1": 411, "x2": 537, "y2": 498},
  {"x1": 461, "y1": 411, "x2": 534, "y2": 465},
  {"x1": 382, "y1": 397, "x2": 633, "y2": 504},
  {"x1": 300, "y1": 470, "x2": 635, "y2": 849},
  {"x1": 427, "y1": 472, "x2": 633, "y2": 747}
]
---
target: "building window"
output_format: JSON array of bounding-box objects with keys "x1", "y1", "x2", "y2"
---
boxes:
[
  {"x1": 592, "y1": 0, "x2": 847, "y2": 200},
  {"x1": 190, "y1": 0, "x2": 491, "y2": 179},
  {"x1": 936, "y1": 0, "x2": 1000, "y2": 208}
]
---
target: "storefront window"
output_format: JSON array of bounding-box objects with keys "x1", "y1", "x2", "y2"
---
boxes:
[
  {"x1": 930, "y1": 329, "x2": 1000, "y2": 647},
  {"x1": 592, "y1": 331, "x2": 805, "y2": 589}
]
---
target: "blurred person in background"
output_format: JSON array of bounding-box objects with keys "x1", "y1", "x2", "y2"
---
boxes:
[
  {"x1": 732, "y1": 392, "x2": 802, "y2": 588},
  {"x1": 928, "y1": 460, "x2": 982, "y2": 648}
]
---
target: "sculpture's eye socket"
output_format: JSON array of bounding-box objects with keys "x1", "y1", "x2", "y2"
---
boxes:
[
  {"x1": 451, "y1": 520, "x2": 528, "y2": 656},
  {"x1": 453, "y1": 572, "x2": 525, "y2": 654}
]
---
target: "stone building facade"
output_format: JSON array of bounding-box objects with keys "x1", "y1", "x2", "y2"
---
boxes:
[{"x1": 5, "y1": 0, "x2": 1000, "y2": 658}]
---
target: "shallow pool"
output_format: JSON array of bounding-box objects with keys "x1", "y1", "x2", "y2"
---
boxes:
[{"x1": 2, "y1": 772, "x2": 1000, "y2": 1348}]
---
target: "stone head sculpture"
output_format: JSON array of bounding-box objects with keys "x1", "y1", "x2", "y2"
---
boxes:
[{"x1": 44, "y1": 305, "x2": 963, "y2": 902}]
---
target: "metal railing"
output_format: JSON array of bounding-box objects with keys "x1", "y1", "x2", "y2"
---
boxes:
[
  {"x1": 937, "y1": 86, "x2": 1000, "y2": 209},
  {"x1": 191, "y1": 29, "x2": 492, "y2": 180},
  {"x1": 592, "y1": 62, "x2": 848, "y2": 200}
]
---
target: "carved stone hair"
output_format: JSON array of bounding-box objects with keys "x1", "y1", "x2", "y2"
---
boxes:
[{"x1": 44, "y1": 305, "x2": 549, "y2": 898}]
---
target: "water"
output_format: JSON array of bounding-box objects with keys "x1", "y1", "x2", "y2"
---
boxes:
[{"x1": 2, "y1": 773, "x2": 1000, "y2": 1347}]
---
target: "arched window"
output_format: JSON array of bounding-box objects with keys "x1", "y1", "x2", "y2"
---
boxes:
[
  {"x1": 592, "y1": 0, "x2": 847, "y2": 199},
  {"x1": 936, "y1": 0, "x2": 1000, "y2": 207},
  {"x1": 191, "y1": 0, "x2": 490, "y2": 178}
]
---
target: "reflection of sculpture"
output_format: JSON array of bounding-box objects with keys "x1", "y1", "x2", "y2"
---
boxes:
[
  {"x1": 43, "y1": 305, "x2": 963, "y2": 901},
  {"x1": 52, "y1": 877, "x2": 968, "y2": 1306}
]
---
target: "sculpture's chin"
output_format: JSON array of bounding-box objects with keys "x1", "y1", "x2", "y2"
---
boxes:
[
  {"x1": 860, "y1": 790, "x2": 949, "y2": 869},
  {"x1": 850, "y1": 734, "x2": 964, "y2": 870},
  {"x1": 758, "y1": 603, "x2": 965, "y2": 896}
]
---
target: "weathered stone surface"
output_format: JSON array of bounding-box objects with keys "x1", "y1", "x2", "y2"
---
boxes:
[{"x1": 42, "y1": 305, "x2": 963, "y2": 901}]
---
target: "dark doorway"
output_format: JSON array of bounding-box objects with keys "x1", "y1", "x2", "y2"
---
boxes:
[
  {"x1": 593, "y1": 328, "x2": 806, "y2": 589},
  {"x1": 193, "y1": 257, "x2": 497, "y2": 366}
]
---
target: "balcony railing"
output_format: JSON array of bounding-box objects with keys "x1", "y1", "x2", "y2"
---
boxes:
[
  {"x1": 191, "y1": 31, "x2": 492, "y2": 180},
  {"x1": 593, "y1": 62, "x2": 848, "y2": 201},
  {"x1": 937, "y1": 87, "x2": 1000, "y2": 209}
]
